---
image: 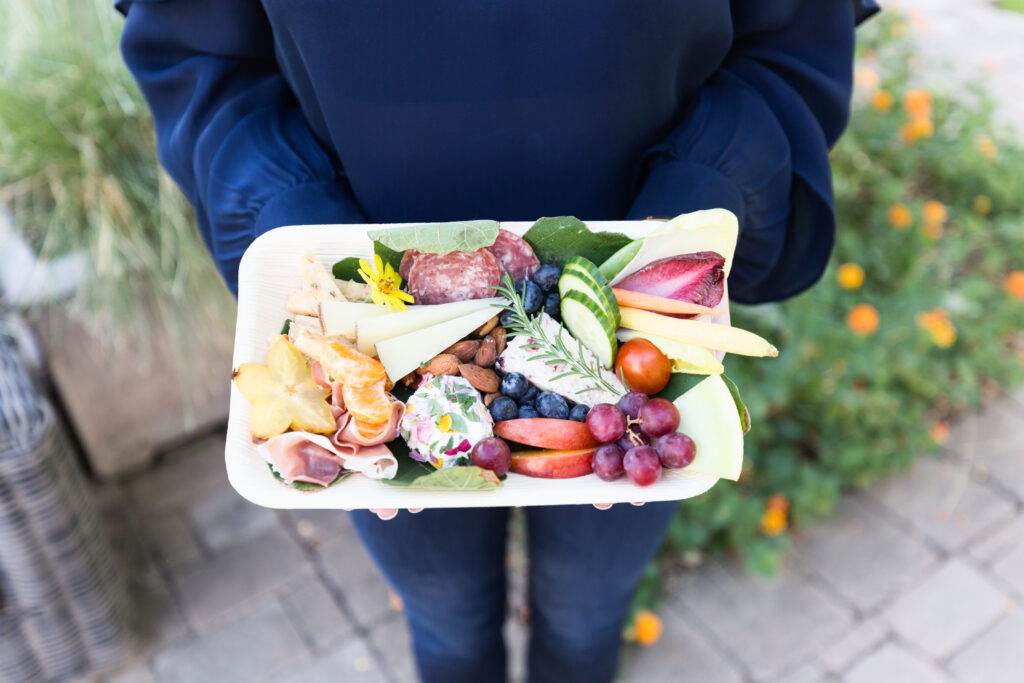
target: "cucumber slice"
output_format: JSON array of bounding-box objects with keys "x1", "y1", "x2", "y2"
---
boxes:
[
  {"x1": 560, "y1": 289, "x2": 618, "y2": 368},
  {"x1": 560, "y1": 256, "x2": 620, "y2": 322}
]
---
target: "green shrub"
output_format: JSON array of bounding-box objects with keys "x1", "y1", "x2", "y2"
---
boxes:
[
  {"x1": 0, "y1": 0, "x2": 232, "y2": 350},
  {"x1": 657, "y1": 13, "x2": 1024, "y2": 580}
]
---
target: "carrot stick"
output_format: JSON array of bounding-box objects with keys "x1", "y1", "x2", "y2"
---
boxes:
[{"x1": 612, "y1": 288, "x2": 723, "y2": 317}]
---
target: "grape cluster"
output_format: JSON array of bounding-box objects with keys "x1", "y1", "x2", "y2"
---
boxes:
[{"x1": 585, "y1": 391, "x2": 695, "y2": 486}]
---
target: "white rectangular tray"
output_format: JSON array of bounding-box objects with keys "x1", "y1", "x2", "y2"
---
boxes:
[{"x1": 228, "y1": 221, "x2": 723, "y2": 509}]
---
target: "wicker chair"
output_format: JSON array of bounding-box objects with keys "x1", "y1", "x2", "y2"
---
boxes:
[{"x1": 0, "y1": 315, "x2": 130, "y2": 681}]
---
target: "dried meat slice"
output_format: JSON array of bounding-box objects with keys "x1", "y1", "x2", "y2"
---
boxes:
[
  {"x1": 406, "y1": 249, "x2": 501, "y2": 305},
  {"x1": 487, "y1": 229, "x2": 540, "y2": 281},
  {"x1": 258, "y1": 431, "x2": 399, "y2": 482}
]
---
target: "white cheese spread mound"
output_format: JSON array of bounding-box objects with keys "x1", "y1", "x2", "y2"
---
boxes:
[{"x1": 495, "y1": 313, "x2": 624, "y2": 407}]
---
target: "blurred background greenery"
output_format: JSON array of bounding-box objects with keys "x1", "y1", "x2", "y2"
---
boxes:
[{"x1": 1, "y1": 0, "x2": 1022, "y2": 620}]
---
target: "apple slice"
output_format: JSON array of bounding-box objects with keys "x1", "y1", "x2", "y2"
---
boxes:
[
  {"x1": 509, "y1": 448, "x2": 596, "y2": 479},
  {"x1": 494, "y1": 419, "x2": 599, "y2": 450}
]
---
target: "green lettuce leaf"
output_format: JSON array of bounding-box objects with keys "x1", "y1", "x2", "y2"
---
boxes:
[
  {"x1": 403, "y1": 465, "x2": 502, "y2": 490},
  {"x1": 720, "y1": 374, "x2": 751, "y2": 434},
  {"x1": 368, "y1": 220, "x2": 500, "y2": 254},
  {"x1": 522, "y1": 217, "x2": 632, "y2": 267}
]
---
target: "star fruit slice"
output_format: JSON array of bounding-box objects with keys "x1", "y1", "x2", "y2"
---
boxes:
[{"x1": 233, "y1": 336, "x2": 336, "y2": 439}]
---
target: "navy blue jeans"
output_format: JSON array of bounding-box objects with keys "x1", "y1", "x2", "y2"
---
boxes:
[{"x1": 350, "y1": 502, "x2": 678, "y2": 683}]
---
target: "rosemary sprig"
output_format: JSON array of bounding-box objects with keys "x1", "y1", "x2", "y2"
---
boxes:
[{"x1": 492, "y1": 275, "x2": 623, "y2": 397}]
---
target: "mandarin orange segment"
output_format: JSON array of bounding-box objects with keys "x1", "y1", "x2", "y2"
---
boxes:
[
  {"x1": 342, "y1": 379, "x2": 393, "y2": 425},
  {"x1": 327, "y1": 341, "x2": 387, "y2": 386}
]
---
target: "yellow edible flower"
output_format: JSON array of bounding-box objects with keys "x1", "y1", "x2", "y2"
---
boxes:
[
  {"x1": 837, "y1": 263, "x2": 865, "y2": 291},
  {"x1": 437, "y1": 414, "x2": 454, "y2": 433},
  {"x1": 358, "y1": 253, "x2": 415, "y2": 312}
]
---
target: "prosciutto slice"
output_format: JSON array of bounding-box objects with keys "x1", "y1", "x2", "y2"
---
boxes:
[{"x1": 258, "y1": 431, "x2": 399, "y2": 483}]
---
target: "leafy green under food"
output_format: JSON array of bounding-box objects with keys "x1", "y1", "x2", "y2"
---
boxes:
[
  {"x1": 721, "y1": 375, "x2": 751, "y2": 435},
  {"x1": 401, "y1": 466, "x2": 502, "y2": 490},
  {"x1": 333, "y1": 241, "x2": 405, "y2": 281},
  {"x1": 368, "y1": 220, "x2": 499, "y2": 254},
  {"x1": 268, "y1": 464, "x2": 350, "y2": 491},
  {"x1": 656, "y1": 372, "x2": 750, "y2": 434},
  {"x1": 280, "y1": 319, "x2": 292, "y2": 335},
  {"x1": 522, "y1": 217, "x2": 632, "y2": 268}
]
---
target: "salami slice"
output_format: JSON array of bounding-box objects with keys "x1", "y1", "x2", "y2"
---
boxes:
[
  {"x1": 398, "y1": 249, "x2": 421, "y2": 281},
  {"x1": 407, "y1": 249, "x2": 502, "y2": 305},
  {"x1": 487, "y1": 229, "x2": 540, "y2": 282}
]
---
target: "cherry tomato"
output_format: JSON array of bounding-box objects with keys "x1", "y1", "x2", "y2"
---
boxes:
[{"x1": 614, "y1": 338, "x2": 671, "y2": 395}]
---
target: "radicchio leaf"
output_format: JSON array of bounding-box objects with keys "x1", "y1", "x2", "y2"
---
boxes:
[{"x1": 614, "y1": 251, "x2": 725, "y2": 309}]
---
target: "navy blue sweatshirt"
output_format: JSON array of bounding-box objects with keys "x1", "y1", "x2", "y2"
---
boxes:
[{"x1": 117, "y1": 0, "x2": 877, "y2": 302}]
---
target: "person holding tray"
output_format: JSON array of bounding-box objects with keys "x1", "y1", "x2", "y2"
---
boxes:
[{"x1": 117, "y1": 1, "x2": 878, "y2": 681}]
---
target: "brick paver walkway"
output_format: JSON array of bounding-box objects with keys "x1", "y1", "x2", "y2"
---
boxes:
[
  {"x1": 91, "y1": 4, "x2": 1024, "y2": 681},
  {"x1": 91, "y1": 387, "x2": 1024, "y2": 683}
]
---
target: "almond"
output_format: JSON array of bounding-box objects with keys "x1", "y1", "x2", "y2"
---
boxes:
[
  {"x1": 459, "y1": 363, "x2": 500, "y2": 393},
  {"x1": 483, "y1": 392, "x2": 501, "y2": 407},
  {"x1": 474, "y1": 315, "x2": 499, "y2": 337},
  {"x1": 489, "y1": 326, "x2": 506, "y2": 355},
  {"x1": 444, "y1": 339, "x2": 482, "y2": 362},
  {"x1": 418, "y1": 353, "x2": 460, "y2": 376},
  {"x1": 474, "y1": 336, "x2": 497, "y2": 367}
]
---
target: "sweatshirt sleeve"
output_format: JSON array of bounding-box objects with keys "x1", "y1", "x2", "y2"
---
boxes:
[
  {"x1": 628, "y1": 0, "x2": 878, "y2": 304},
  {"x1": 117, "y1": 0, "x2": 366, "y2": 292}
]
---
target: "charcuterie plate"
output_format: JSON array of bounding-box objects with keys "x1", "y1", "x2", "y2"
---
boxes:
[{"x1": 227, "y1": 217, "x2": 764, "y2": 509}]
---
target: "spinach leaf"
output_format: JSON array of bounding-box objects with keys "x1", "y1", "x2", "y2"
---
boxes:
[{"x1": 522, "y1": 217, "x2": 632, "y2": 267}]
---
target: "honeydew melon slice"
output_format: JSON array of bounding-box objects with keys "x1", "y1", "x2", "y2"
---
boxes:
[
  {"x1": 355, "y1": 297, "x2": 503, "y2": 357},
  {"x1": 375, "y1": 305, "x2": 501, "y2": 381},
  {"x1": 672, "y1": 374, "x2": 744, "y2": 481}
]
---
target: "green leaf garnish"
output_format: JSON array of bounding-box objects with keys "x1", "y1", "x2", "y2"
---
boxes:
[
  {"x1": 522, "y1": 217, "x2": 632, "y2": 267},
  {"x1": 368, "y1": 220, "x2": 500, "y2": 254}
]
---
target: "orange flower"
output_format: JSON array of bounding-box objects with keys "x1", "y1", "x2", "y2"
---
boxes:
[
  {"x1": 916, "y1": 308, "x2": 957, "y2": 348},
  {"x1": 1006, "y1": 271, "x2": 1024, "y2": 299},
  {"x1": 837, "y1": 263, "x2": 865, "y2": 290},
  {"x1": 972, "y1": 195, "x2": 992, "y2": 216},
  {"x1": 887, "y1": 203, "x2": 913, "y2": 229},
  {"x1": 870, "y1": 90, "x2": 894, "y2": 112},
  {"x1": 847, "y1": 304, "x2": 880, "y2": 336},
  {"x1": 759, "y1": 496, "x2": 789, "y2": 536},
  {"x1": 922, "y1": 200, "x2": 947, "y2": 226},
  {"x1": 631, "y1": 610, "x2": 664, "y2": 647},
  {"x1": 974, "y1": 134, "x2": 998, "y2": 160},
  {"x1": 922, "y1": 222, "x2": 943, "y2": 241},
  {"x1": 900, "y1": 116, "x2": 934, "y2": 143},
  {"x1": 854, "y1": 66, "x2": 881, "y2": 91},
  {"x1": 929, "y1": 421, "x2": 950, "y2": 444},
  {"x1": 904, "y1": 89, "x2": 932, "y2": 117}
]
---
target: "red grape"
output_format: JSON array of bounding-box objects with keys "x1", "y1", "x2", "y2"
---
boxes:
[
  {"x1": 640, "y1": 398, "x2": 680, "y2": 438},
  {"x1": 617, "y1": 391, "x2": 648, "y2": 420},
  {"x1": 623, "y1": 446, "x2": 662, "y2": 486},
  {"x1": 617, "y1": 425, "x2": 650, "y2": 453},
  {"x1": 657, "y1": 432, "x2": 696, "y2": 469},
  {"x1": 585, "y1": 403, "x2": 626, "y2": 443},
  {"x1": 593, "y1": 444, "x2": 626, "y2": 481},
  {"x1": 471, "y1": 437, "x2": 511, "y2": 477}
]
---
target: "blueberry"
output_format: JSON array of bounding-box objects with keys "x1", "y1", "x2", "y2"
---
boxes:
[
  {"x1": 499, "y1": 309, "x2": 517, "y2": 327},
  {"x1": 569, "y1": 404, "x2": 590, "y2": 422},
  {"x1": 500, "y1": 372, "x2": 529, "y2": 400},
  {"x1": 543, "y1": 292, "x2": 561, "y2": 319},
  {"x1": 517, "y1": 280, "x2": 543, "y2": 315},
  {"x1": 522, "y1": 384, "x2": 540, "y2": 404},
  {"x1": 536, "y1": 391, "x2": 569, "y2": 420},
  {"x1": 532, "y1": 264, "x2": 562, "y2": 292},
  {"x1": 517, "y1": 405, "x2": 540, "y2": 419},
  {"x1": 489, "y1": 396, "x2": 518, "y2": 422}
]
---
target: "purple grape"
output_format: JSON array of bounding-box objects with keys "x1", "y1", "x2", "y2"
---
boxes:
[
  {"x1": 471, "y1": 437, "x2": 511, "y2": 477},
  {"x1": 657, "y1": 433, "x2": 696, "y2": 469},
  {"x1": 585, "y1": 403, "x2": 626, "y2": 443},
  {"x1": 623, "y1": 446, "x2": 662, "y2": 487},
  {"x1": 640, "y1": 398, "x2": 680, "y2": 438},
  {"x1": 593, "y1": 444, "x2": 626, "y2": 481},
  {"x1": 617, "y1": 391, "x2": 648, "y2": 420},
  {"x1": 617, "y1": 424, "x2": 650, "y2": 453}
]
